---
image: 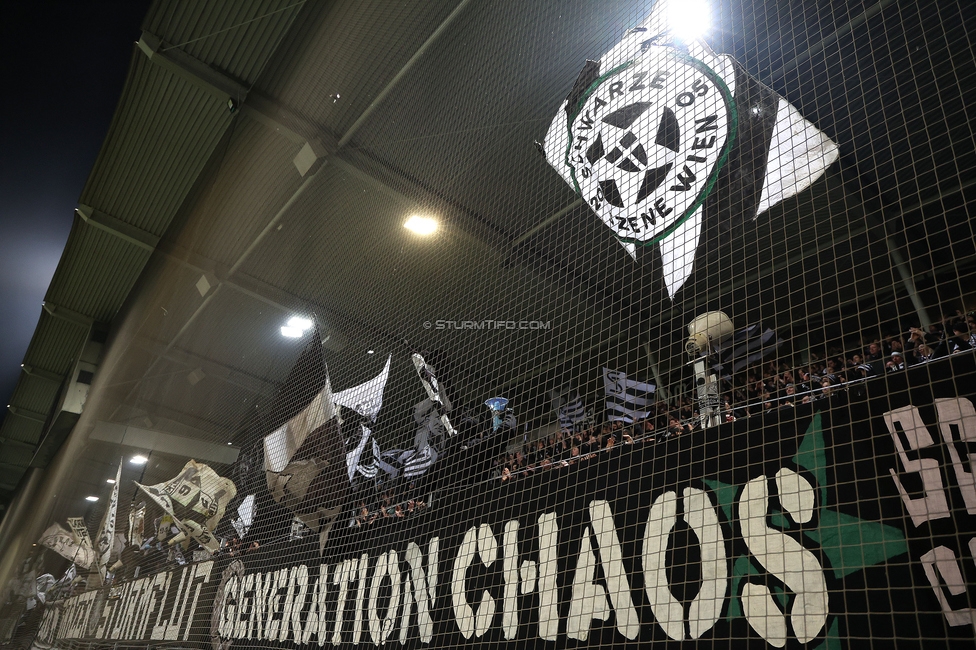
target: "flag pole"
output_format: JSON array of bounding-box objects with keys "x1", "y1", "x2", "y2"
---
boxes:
[{"x1": 685, "y1": 312, "x2": 734, "y2": 429}]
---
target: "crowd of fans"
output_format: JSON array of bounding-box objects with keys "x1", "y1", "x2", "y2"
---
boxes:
[
  {"x1": 352, "y1": 486, "x2": 428, "y2": 528},
  {"x1": 491, "y1": 311, "x2": 976, "y2": 483}
]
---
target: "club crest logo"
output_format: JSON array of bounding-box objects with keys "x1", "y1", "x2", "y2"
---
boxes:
[{"x1": 565, "y1": 49, "x2": 736, "y2": 245}]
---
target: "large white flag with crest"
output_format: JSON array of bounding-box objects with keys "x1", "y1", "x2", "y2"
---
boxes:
[{"x1": 544, "y1": 0, "x2": 838, "y2": 298}]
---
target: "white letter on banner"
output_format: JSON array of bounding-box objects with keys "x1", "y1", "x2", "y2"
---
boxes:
[
  {"x1": 333, "y1": 558, "x2": 359, "y2": 646},
  {"x1": 288, "y1": 565, "x2": 309, "y2": 642},
  {"x1": 368, "y1": 550, "x2": 402, "y2": 646},
  {"x1": 237, "y1": 573, "x2": 254, "y2": 639},
  {"x1": 452, "y1": 525, "x2": 498, "y2": 638},
  {"x1": 452, "y1": 527, "x2": 478, "y2": 639},
  {"x1": 589, "y1": 500, "x2": 640, "y2": 639},
  {"x1": 935, "y1": 398, "x2": 976, "y2": 515},
  {"x1": 402, "y1": 539, "x2": 438, "y2": 644},
  {"x1": 885, "y1": 405, "x2": 951, "y2": 526},
  {"x1": 267, "y1": 568, "x2": 288, "y2": 641},
  {"x1": 567, "y1": 526, "x2": 609, "y2": 640},
  {"x1": 642, "y1": 487, "x2": 728, "y2": 641},
  {"x1": 353, "y1": 554, "x2": 369, "y2": 645},
  {"x1": 739, "y1": 474, "x2": 827, "y2": 646},
  {"x1": 643, "y1": 491, "x2": 684, "y2": 640},
  {"x1": 502, "y1": 520, "x2": 536, "y2": 639},
  {"x1": 537, "y1": 513, "x2": 560, "y2": 641},
  {"x1": 682, "y1": 487, "x2": 728, "y2": 640},
  {"x1": 920, "y1": 542, "x2": 976, "y2": 629},
  {"x1": 220, "y1": 575, "x2": 238, "y2": 639}
]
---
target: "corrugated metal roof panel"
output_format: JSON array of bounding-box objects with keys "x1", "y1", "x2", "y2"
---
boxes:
[
  {"x1": 21, "y1": 312, "x2": 88, "y2": 378},
  {"x1": 0, "y1": 417, "x2": 44, "y2": 448},
  {"x1": 79, "y1": 52, "x2": 233, "y2": 237},
  {"x1": 257, "y1": 0, "x2": 460, "y2": 139},
  {"x1": 7, "y1": 375, "x2": 60, "y2": 417},
  {"x1": 162, "y1": 118, "x2": 304, "y2": 268},
  {"x1": 45, "y1": 222, "x2": 153, "y2": 323},
  {"x1": 144, "y1": 0, "x2": 302, "y2": 85}
]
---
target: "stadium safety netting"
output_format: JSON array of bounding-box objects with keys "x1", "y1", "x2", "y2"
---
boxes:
[{"x1": 3, "y1": 1, "x2": 976, "y2": 648}]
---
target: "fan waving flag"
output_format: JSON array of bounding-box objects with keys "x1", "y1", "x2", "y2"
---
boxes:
[
  {"x1": 603, "y1": 368, "x2": 656, "y2": 423},
  {"x1": 711, "y1": 323, "x2": 784, "y2": 375},
  {"x1": 552, "y1": 386, "x2": 589, "y2": 432},
  {"x1": 135, "y1": 460, "x2": 236, "y2": 553},
  {"x1": 94, "y1": 461, "x2": 121, "y2": 580},
  {"x1": 333, "y1": 354, "x2": 391, "y2": 422},
  {"x1": 543, "y1": 0, "x2": 838, "y2": 298},
  {"x1": 260, "y1": 330, "x2": 349, "y2": 552},
  {"x1": 38, "y1": 523, "x2": 97, "y2": 569}
]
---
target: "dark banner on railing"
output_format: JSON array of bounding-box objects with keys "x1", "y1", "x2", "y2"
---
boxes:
[{"x1": 33, "y1": 356, "x2": 976, "y2": 649}]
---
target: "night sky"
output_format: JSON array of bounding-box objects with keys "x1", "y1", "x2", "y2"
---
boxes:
[{"x1": 0, "y1": 1, "x2": 152, "y2": 426}]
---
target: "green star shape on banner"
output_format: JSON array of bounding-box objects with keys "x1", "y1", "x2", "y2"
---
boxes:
[{"x1": 703, "y1": 412, "x2": 909, "y2": 649}]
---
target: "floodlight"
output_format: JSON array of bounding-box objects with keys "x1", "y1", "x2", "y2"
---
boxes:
[
  {"x1": 404, "y1": 215, "x2": 438, "y2": 235},
  {"x1": 668, "y1": 0, "x2": 710, "y2": 41},
  {"x1": 287, "y1": 316, "x2": 313, "y2": 330}
]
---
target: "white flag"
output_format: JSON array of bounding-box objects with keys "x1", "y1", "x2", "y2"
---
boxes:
[
  {"x1": 603, "y1": 368, "x2": 656, "y2": 423},
  {"x1": 135, "y1": 459, "x2": 236, "y2": 552},
  {"x1": 38, "y1": 523, "x2": 96, "y2": 568},
  {"x1": 333, "y1": 354, "x2": 391, "y2": 421},
  {"x1": 94, "y1": 461, "x2": 121, "y2": 579},
  {"x1": 544, "y1": 0, "x2": 838, "y2": 298},
  {"x1": 264, "y1": 380, "x2": 336, "y2": 473}
]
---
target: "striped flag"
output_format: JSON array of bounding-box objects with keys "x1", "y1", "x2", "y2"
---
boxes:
[
  {"x1": 711, "y1": 323, "x2": 784, "y2": 375},
  {"x1": 603, "y1": 368, "x2": 656, "y2": 423},
  {"x1": 552, "y1": 386, "x2": 589, "y2": 431}
]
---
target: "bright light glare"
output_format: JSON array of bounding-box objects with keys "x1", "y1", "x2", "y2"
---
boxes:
[
  {"x1": 282, "y1": 316, "x2": 313, "y2": 338},
  {"x1": 286, "y1": 316, "x2": 313, "y2": 330},
  {"x1": 404, "y1": 215, "x2": 438, "y2": 235},
  {"x1": 130, "y1": 455, "x2": 149, "y2": 465},
  {"x1": 85, "y1": 495, "x2": 99, "y2": 502},
  {"x1": 106, "y1": 478, "x2": 116, "y2": 484},
  {"x1": 367, "y1": 350, "x2": 375, "y2": 354},
  {"x1": 668, "y1": 0, "x2": 709, "y2": 41}
]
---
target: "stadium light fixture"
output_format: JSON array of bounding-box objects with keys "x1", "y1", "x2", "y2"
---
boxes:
[
  {"x1": 106, "y1": 478, "x2": 116, "y2": 484},
  {"x1": 85, "y1": 495, "x2": 99, "y2": 502},
  {"x1": 281, "y1": 315, "x2": 314, "y2": 338},
  {"x1": 668, "y1": 0, "x2": 710, "y2": 41},
  {"x1": 130, "y1": 454, "x2": 148, "y2": 465},
  {"x1": 404, "y1": 215, "x2": 438, "y2": 236}
]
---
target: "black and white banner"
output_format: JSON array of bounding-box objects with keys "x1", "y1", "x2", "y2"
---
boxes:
[
  {"x1": 603, "y1": 368, "x2": 656, "y2": 423},
  {"x1": 711, "y1": 323, "x2": 784, "y2": 375},
  {"x1": 37, "y1": 523, "x2": 96, "y2": 569},
  {"x1": 31, "y1": 355, "x2": 976, "y2": 649},
  {"x1": 543, "y1": 0, "x2": 838, "y2": 298},
  {"x1": 552, "y1": 386, "x2": 589, "y2": 432},
  {"x1": 135, "y1": 460, "x2": 237, "y2": 553}
]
